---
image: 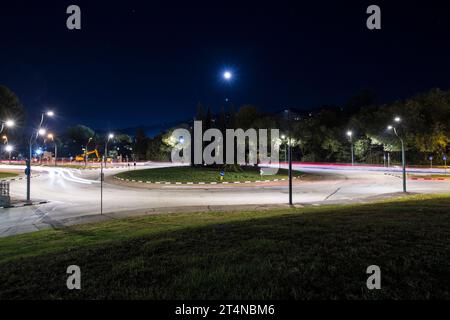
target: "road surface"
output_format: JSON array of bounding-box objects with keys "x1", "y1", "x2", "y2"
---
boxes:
[{"x1": 0, "y1": 162, "x2": 449, "y2": 237}]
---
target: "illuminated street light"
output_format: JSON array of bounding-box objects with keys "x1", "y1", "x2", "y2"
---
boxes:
[
  {"x1": 47, "y1": 133, "x2": 57, "y2": 166},
  {"x1": 347, "y1": 130, "x2": 354, "y2": 166},
  {"x1": 280, "y1": 135, "x2": 288, "y2": 163},
  {"x1": 0, "y1": 119, "x2": 15, "y2": 133},
  {"x1": 387, "y1": 118, "x2": 406, "y2": 192},
  {"x1": 85, "y1": 137, "x2": 93, "y2": 167},
  {"x1": 104, "y1": 133, "x2": 115, "y2": 166},
  {"x1": 5, "y1": 145, "x2": 14, "y2": 164},
  {"x1": 27, "y1": 110, "x2": 56, "y2": 202}
]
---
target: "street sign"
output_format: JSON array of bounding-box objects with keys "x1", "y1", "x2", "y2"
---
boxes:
[
  {"x1": 429, "y1": 156, "x2": 433, "y2": 161},
  {"x1": 219, "y1": 170, "x2": 225, "y2": 177},
  {"x1": 444, "y1": 156, "x2": 447, "y2": 161},
  {"x1": 25, "y1": 168, "x2": 30, "y2": 176}
]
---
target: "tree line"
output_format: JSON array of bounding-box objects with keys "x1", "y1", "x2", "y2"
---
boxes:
[{"x1": 2, "y1": 84, "x2": 450, "y2": 165}]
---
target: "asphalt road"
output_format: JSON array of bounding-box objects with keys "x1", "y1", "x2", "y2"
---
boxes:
[{"x1": 1, "y1": 162, "x2": 449, "y2": 237}]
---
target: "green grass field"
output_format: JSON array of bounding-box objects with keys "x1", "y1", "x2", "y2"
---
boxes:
[
  {"x1": 1, "y1": 194, "x2": 450, "y2": 299},
  {"x1": 0, "y1": 171, "x2": 19, "y2": 179},
  {"x1": 116, "y1": 166, "x2": 294, "y2": 183}
]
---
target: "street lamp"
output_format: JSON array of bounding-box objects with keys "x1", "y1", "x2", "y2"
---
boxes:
[
  {"x1": 387, "y1": 117, "x2": 406, "y2": 192},
  {"x1": 284, "y1": 109, "x2": 293, "y2": 206},
  {"x1": 27, "y1": 111, "x2": 55, "y2": 202},
  {"x1": 47, "y1": 133, "x2": 58, "y2": 166},
  {"x1": 0, "y1": 119, "x2": 15, "y2": 133},
  {"x1": 85, "y1": 137, "x2": 93, "y2": 167},
  {"x1": 281, "y1": 135, "x2": 288, "y2": 163},
  {"x1": 347, "y1": 130, "x2": 354, "y2": 166},
  {"x1": 5, "y1": 145, "x2": 13, "y2": 164},
  {"x1": 104, "y1": 133, "x2": 114, "y2": 166}
]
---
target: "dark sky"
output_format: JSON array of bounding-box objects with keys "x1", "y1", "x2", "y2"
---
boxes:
[{"x1": 1, "y1": 0, "x2": 450, "y2": 132}]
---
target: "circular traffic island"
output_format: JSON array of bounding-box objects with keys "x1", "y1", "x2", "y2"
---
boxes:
[
  {"x1": 114, "y1": 165, "x2": 301, "y2": 185},
  {"x1": 0, "y1": 171, "x2": 20, "y2": 180}
]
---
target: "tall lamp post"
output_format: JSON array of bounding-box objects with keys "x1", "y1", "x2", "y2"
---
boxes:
[
  {"x1": 281, "y1": 135, "x2": 287, "y2": 163},
  {"x1": 347, "y1": 130, "x2": 354, "y2": 166},
  {"x1": 387, "y1": 116, "x2": 406, "y2": 192},
  {"x1": 47, "y1": 133, "x2": 57, "y2": 166},
  {"x1": 285, "y1": 109, "x2": 293, "y2": 206},
  {"x1": 5, "y1": 145, "x2": 14, "y2": 164},
  {"x1": 0, "y1": 120, "x2": 15, "y2": 133},
  {"x1": 27, "y1": 111, "x2": 54, "y2": 202},
  {"x1": 85, "y1": 137, "x2": 93, "y2": 167},
  {"x1": 104, "y1": 133, "x2": 114, "y2": 167}
]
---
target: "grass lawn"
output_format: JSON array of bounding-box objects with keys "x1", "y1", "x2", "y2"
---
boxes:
[
  {"x1": 116, "y1": 166, "x2": 296, "y2": 183},
  {"x1": 1, "y1": 194, "x2": 450, "y2": 299},
  {"x1": 0, "y1": 171, "x2": 19, "y2": 179}
]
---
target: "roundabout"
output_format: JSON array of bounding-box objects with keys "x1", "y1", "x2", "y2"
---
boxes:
[
  {"x1": 2, "y1": 162, "x2": 450, "y2": 237},
  {"x1": 113, "y1": 166, "x2": 306, "y2": 186}
]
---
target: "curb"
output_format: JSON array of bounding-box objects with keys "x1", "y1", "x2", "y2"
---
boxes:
[
  {"x1": 0, "y1": 174, "x2": 40, "y2": 183},
  {"x1": 85, "y1": 166, "x2": 129, "y2": 171},
  {"x1": 1, "y1": 200, "x2": 48, "y2": 209},
  {"x1": 113, "y1": 176, "x2": 298, "y2": 185},
  {"x1": 384, "y1": 173, "x2": 448, "y2": 181}
]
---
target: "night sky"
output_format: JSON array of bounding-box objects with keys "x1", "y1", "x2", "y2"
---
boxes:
[{"x1": 1, "y1": 0, "x2": 450, "y2": 132}]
